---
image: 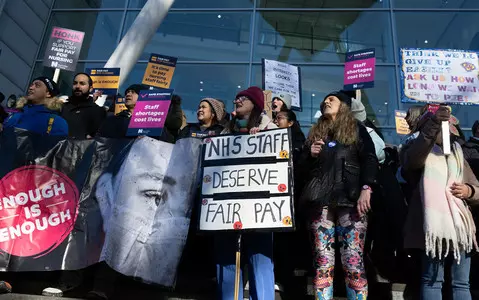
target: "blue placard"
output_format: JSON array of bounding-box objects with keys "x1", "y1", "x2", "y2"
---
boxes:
[{"x1": 86, "y1": 68, "x2": 120, "y2": 96}]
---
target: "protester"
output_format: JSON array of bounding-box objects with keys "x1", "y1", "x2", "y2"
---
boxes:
[
  {"x1": 61, "y1": 73, "x2": 107, "y2": 139},
  {"x1": 273, "y1": 109, "x2": 305, "y2": 163},
  {"x1": 226, "y1": 86, "x2": 276, "y2": 134},
  {"x1": 272, "y1": 108, "x2": 308, "y2": 298},
  {"x1": 97, "y1": 84, "x2": 182, "y2": 142},
  {"x1": 272, "y1": 93, "x2": 292, "y2": 112},
  {"x1": 462, "y1": 120, "x2": 479, "y2": 177},
  {"x1": 178, "y1": 98, "x2": 225, "y2": 139},
  {"x1": 400, "y1": 106, "x2": 479, "y2": 300},
  {"x1": 2, "y1": 77, "x2": 68, "y2": 136},
  {"x1": 176, "y1": 98, "x2": 227, "y2": 295},
  {"x1": 216, "y1": 86, "x2": 277, "y2": 300},
  {"x1": 298, "y1": 91, "x2": 378, "y2": 300},
  {"x1": 350, "y1": 94, "x2": 386, "y2": 163}
]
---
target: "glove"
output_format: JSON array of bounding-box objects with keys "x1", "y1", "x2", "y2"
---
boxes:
[{"x1": 432, "y1": 106, "x2": 451, "y2": 123}]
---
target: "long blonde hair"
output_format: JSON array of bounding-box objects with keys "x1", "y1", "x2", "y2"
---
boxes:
[{"x1": 308, "y1": 102, "x2": 358, "y2": 145}]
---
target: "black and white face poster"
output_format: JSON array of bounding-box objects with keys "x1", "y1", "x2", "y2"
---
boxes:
[
  {"x1": 43, "y1": 27, "x2": 84, "y2": 71},
  {"x1": 0, "y1": 129, "x2": 202, "y2": 287}
]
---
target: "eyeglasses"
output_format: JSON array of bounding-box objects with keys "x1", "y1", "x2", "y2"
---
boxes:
[
  {"x1": 275, "y1": 116, "x2": 288, "y2": 121},
  {"x1": 233, "y1": 96, "x2": 250, "y2": 103}
]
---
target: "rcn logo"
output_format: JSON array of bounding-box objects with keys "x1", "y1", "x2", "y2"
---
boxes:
[{"x1": 51, "y1": 61, "x2": 59, "y2": 68}]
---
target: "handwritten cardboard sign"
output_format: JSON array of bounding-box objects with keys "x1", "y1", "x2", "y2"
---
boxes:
[
  {"x1": 43, "y1": 27, "x2": 84, "y2": 72},
  {"x1": 126, "y1": 89, "x2": 173, "y2": 137},
  {"x1": 142, "y1": 54, "x2": 177, "y2": 89},
  {"x1": 400, "y1": 48, "x2": 479, "y2": 105},
  {"x1": 262, "y1": 59, "x2": 302, "y2": 110},
  {"x1": 394, "y1": 110, "x2": 410, "y2": 135},
  {"x1": 344, "y1": 48, "x2": 376, "y2": 90},
  {"x1": 86, "y1": 68, "x2": 120, "y2": 96},
  {"x1": 199, "y1": 128, "x2": 294, "y2": 231}
]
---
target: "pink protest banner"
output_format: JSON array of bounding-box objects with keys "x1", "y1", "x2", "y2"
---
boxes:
[
  {"x1": 344, "y1": 48, "x2": 376, "y2": 90},
  {"x1": 127, "y1": 89, "x2": 173, "y2": 137}
]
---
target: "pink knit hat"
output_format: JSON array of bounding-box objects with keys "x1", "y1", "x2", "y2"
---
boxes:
[{"x1": 236, "y1": 86, "x2": 264, "y2": 111}]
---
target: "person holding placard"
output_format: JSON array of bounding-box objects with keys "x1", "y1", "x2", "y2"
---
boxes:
[
  {"x1": 98, "y1": 84, "x2": 182, "y2": 142},
  {"x1": 298, "y1": 91, "x2": 378, "y2": 300},
  {"x1": 226, "y1": 86, "x2": 277, "y2": 134},
  {"x1": 178, "y1": 98, "x2": 225, "y2": 139},
  {"x1": 216, "y1": 86, "x2": 277, "y2": 300},
  {"x1": 400, "y1": 107, "x2": 479, "y2": 300}
]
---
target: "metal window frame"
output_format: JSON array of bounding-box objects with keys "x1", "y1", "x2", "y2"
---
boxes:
[{"x1": 33, "y1": 0, "x2": 479, "y2": 133}]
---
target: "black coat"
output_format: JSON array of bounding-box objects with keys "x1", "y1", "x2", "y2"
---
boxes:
[
  {"x1": 177, "y1": 123, "x2": 224, "y2": 139},
  {"x1": 298, "y1": 122, "x2": 378, "y2": 208},
  {"x1": 97, "y1": 108, "x2": 181, "y2": 143},
  {"x1": 463, "y1": 137, "x2": 479, "y2": 178},
  {"x1": 61, "y1": 97, "x2": 107, "y2": 139},
  {"x1": 97, "y1": 110, "x2": 132, "y2": 139}
]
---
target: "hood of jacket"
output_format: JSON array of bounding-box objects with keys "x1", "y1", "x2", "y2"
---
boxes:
[{"x1": 16, "y1": 96, "x2": 64, "y2": 112}]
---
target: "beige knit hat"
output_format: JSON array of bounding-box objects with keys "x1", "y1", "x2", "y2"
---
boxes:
[{"x1": 201, "y1": 98, "x2": 225, "y2": 122}]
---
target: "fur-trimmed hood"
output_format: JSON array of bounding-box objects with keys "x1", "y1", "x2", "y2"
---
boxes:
[{"x1": 16, "y1": 96, "x2": 64, "y2": 111}]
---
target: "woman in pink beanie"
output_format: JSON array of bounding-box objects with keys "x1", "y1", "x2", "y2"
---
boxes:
[
  {"x1": 225, "y1": 86, "x2": 276, "y2": 134},
  {"x1": 215, "y1": 86, "x2": 277, "y2": 300}
]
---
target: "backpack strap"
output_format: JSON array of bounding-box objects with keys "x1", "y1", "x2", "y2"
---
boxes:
[{"x1": 46, "y1": 115, "x2": 55, "y2": 135}]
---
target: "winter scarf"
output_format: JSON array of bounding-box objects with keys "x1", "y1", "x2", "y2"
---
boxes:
[{"x1": 421, "y1": 142, "x2": 476, "y2": 263}]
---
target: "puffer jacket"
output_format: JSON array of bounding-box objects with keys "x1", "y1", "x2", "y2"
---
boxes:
[
  {"x1": 3, "y1": 97, "x2": 68, "y2": 136},
  {"x1": 298, "y1": 121, "x2": 378, "y2": 208}
]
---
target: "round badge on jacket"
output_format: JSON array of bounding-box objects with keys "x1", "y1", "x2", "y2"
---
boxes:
[{"x1": 328, "y1": 141, "x2": 337, "y2": 148}]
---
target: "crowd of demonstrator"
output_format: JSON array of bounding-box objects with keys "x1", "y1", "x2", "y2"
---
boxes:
[{"x1": 0, "y1": 73, "x2": 479, "y2": 300}]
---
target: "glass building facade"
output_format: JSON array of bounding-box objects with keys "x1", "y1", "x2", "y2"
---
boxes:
[{"x1": 31, "y1": 0, "x2": 479, "y2": 144}]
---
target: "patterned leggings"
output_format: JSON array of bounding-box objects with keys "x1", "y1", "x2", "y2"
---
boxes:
[{"x1": 309, "y1": 206, "x2": 368, "y2": 300}]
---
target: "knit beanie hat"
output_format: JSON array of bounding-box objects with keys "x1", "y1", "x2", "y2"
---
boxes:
[
  {"x1": 33, "y1": 77, "x2": 59, "y2": 97},
  {"x1": 272, "y1": 93, "x2": 292, "y2": 110},
  {"x1": 323, "y1": 91, "x2": 352, "y2": 108},
  {"x1": 201, "y1": 98, "x2": 225, "y2": 122},
  {"x1": 350, "y1": 98, "x2": 367, "y2": 122},
  {"x1": 125, "y1": 84, "x2": 150, "y2": 95},
  {"x1": 236, "y1": 86, "x2": 264, "y2": 111}
]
